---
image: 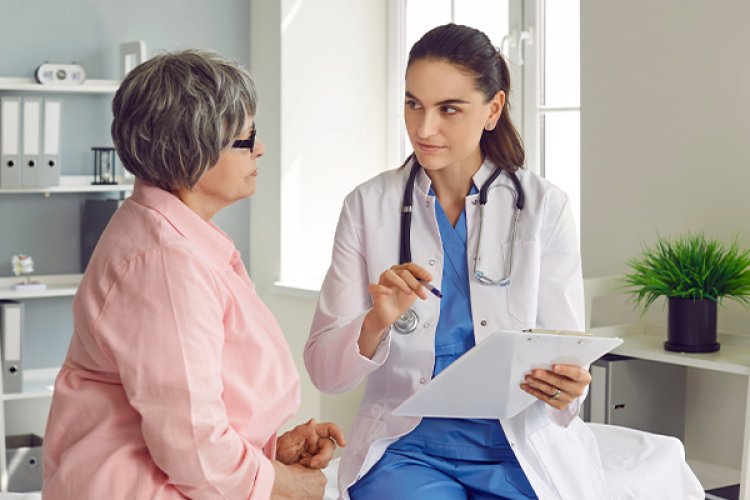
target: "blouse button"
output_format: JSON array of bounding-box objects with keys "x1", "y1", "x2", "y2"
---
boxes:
[
  {"x1": 419, "y1": 377, "x2": 427, "y2": 384},
  {"x1": 428, "y1": 259, "x2": 436, "y2": 266},
  {"x1": 480, "y1": 320, "x2": 487, "y2": 326}
]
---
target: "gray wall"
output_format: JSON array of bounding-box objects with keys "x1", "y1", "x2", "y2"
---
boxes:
[
  {"x1": 581, "y1": 0, "x2": 750, "y2": 470},
  {"x1": 581, "y1": 0, "x2": 750, "y2": 334},
  {"x1": 1, "y1": 0, "x2": 252, "y2": 368}
]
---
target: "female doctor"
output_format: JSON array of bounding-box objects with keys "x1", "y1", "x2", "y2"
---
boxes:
[{"x1": 305, "y1": 24, "x2": 608, "y2": 499}]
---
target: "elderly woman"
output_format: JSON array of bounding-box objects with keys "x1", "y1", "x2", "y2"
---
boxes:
[{"x1": 42, "y1": 50, "x2": 342, "y2": 499}]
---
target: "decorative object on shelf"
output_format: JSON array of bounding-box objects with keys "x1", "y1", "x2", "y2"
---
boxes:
[
  {"x1": 35, "y1": 62, "x2": 86, "y2": 86},
  {"x1": 623, "y1": 233, "x2": 750, "y2": 353},
  {"x1": 91, "y1": 147, "x2": 118, "y2": 185},
  {"x1": 120, "y1": 40, "x2": 147, "y2": 77},
  {"x1": 10, "y1": 254, "x2": 46, "y2": 291}
]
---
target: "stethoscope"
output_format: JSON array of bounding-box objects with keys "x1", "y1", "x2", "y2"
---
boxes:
[{"x1": 393, "y1": 161, "x2": 525, "y2": 334}]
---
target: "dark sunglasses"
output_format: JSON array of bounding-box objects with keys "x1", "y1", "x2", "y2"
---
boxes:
[{"x1": 232, "y1": 128, "x2": 257, "y2": 152}]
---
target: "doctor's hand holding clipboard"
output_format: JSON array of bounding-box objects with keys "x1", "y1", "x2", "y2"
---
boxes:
[{"x1": 520, "y1": 357, "x2": 593, "y2": 411}]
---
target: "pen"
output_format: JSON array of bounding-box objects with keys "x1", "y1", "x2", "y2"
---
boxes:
[{"x1": 419, "y1": 279, "x2": 443, "y2": 298}]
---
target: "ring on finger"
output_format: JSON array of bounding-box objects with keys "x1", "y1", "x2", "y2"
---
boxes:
[{"x1": 552, "y1": 388, "x2": 561, "y2": 400}]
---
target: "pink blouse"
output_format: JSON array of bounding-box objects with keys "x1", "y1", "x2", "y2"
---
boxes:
[{"x1": 43, "y1": 181, "x2": 300, "y2": 499}]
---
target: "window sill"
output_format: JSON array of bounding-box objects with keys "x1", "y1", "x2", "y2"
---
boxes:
[{"x1": 273, "y1": 281, "x2": 320, "y2": 301}]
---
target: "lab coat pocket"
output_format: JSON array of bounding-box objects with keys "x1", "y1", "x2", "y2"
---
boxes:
[
  {"x1": 344, "y1": 413, "x2": 387, "y2": 489},
  {"x1": 504, "y1": 240, "x2": 540, "y2": 326},
  {"x1": 349, "y1": 413, "x2": 384, "y2": 463},
  {"x1": 529, "y1": 421, "x2": 611, "y2": 500}
]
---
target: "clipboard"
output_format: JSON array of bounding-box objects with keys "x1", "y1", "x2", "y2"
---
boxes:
[{"x1": 392, "y1": 329, "x2": 623, "y2": 420}]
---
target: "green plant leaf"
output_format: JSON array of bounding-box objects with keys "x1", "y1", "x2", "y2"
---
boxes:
[{"x1": 622, "y1": 233, "x2": 750, "y2": 313}]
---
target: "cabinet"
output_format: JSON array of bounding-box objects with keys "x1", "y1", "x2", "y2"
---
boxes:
[
  {"x1": 585, "y1": 276, "x2": 750, "y2": 498},
  {"x1": 0, "y1": 77, "x2": 132, "y2": 491}
]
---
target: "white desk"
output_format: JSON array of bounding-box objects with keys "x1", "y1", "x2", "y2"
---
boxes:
[{"x1": 592, "y1": 322, "x2": 750, "y2": 498}]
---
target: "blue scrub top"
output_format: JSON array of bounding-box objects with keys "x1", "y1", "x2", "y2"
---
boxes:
[{"x1": 389, "y1": 187, "x2": 515, "y2": 462}]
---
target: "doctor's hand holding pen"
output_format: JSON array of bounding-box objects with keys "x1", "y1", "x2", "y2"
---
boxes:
[
  {"x1": 359, "y1": 262, "x2": 439, "y2": 359},
  {"x1": 520, "y1": 364, "x2": 592, "y2": 411}
]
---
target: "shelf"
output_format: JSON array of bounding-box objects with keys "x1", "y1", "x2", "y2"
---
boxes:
[
  {"x1": 0, "y1": 175, "x2": 134, "y2": 195},
  {"x1": 590, "y1": 324, "x2": 750, "y2": 376},
  {"x1": 688, "y1": 458, "x2": 741, "y2": 491},
  {"x1": 0, "y1": 274, "x2": 81, "y2": 300},
  {"x1": 0, "y1": 77, "x2": 119, "y2": 94},
  {"x1": 2, "y1": 368, "x2": 58, "y2": 401}
]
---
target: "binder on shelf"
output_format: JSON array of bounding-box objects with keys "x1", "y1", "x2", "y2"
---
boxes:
[
  {"x1": 0, "y1": 96, "x2": 22, "y2": 188},
  {"x1": 41, "y1": 98, "x2": 62, "y2": 187},
  {"x1": 21, "y1": 97, "x2": 42, "y2": 187},
  {"x1": 81, "y1": 198, "x2": 123, "y2": 271},
  {"x1": 0, "y1": 301, "x2": 23, "y2": 393}
]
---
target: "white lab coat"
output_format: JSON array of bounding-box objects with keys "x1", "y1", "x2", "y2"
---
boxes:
[{"x1": 305, "y1": 160, "x2": 611, "y2": 500}]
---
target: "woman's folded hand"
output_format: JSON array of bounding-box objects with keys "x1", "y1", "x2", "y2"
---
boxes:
[{"x1": 276, "y1": 419, "x2": 346, "y2": 469}]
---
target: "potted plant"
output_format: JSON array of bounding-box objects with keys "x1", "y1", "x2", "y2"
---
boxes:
[{"x1": 623, "y1": 233, "x2": 750, "y2": 352}]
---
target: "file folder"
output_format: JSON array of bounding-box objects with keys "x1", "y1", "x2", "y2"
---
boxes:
[
  {"x1": 393, "y1": 329, "x2": 623, "y2": 420},
  {"x1": 41, "y1": 98, "x2": 62, "y2": 187},
  {"x1": 0, "y1": 301, "x2": 23, "y2": 393},
  {"x1": 0, "y1": 96, "x2": 22, "y2": 188},
  {"x1": 21, "y1": 97, "x2": 42, "y2": 188}
]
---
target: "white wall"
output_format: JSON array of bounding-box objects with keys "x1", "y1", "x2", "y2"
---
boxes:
[
  {"x1": 581, "y1": 0, "x2": 750, "y2": 326},
  {"x1": 280, "y1": 0, "x2": 389, "y2": 289},
  {"x1": 250, "y1": 0, "x2": 386, "y2": 432},
  {"x1": 581, "y1": 0, "x2": 750, "y2": 471}
]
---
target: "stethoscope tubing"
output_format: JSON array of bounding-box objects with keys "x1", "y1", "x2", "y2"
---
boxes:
[{"x1": 393, "y1": 161, "x2": 525, "y2": 334}]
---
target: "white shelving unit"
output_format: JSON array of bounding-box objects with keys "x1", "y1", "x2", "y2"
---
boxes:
[
  {"x1": 0, "y1": 77, "x2": 118, "y2": 94},
  {"x1": 1, "y1": 368, "x2": 58, "y2": 402},
  {"x1": 0, "y1": 274, "x2": 82, "y2": 301},
  {"x1": 591, "y1": 322, "x2": 750, "y2": 498},
  {"x1": 0, "y1": 274, "x2": 82, "y2": 490},
  {"x1": 0, "y1": 76, "x2": 121, "y2": 492},
  {"x1": 0, "y1": 175, "x2": 133, "y2": 196}
]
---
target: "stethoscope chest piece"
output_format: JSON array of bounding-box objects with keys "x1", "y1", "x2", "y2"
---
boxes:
[{"x1": 393, "y1": 308, "x2": 419, "y2": 334}]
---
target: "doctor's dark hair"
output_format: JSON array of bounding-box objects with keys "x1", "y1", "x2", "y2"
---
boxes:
[
  {"x1": 405, "y1": 23, "x2": 524, "y2": 172},
  {"x1": 111, "y1": 49, "x2": 257, "y2": 191}
]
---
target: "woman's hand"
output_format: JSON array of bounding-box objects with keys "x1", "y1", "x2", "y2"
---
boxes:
[
  {"x1": 359, "y1": 263, "x2": 433, "y2": 358},
  {"x1": 520, "y1": 364, "x2": 591, "y2": 411},
  {"x1": 276, "y1": 419, "x2": 346, "y2": 469},
  {"x1": 270, "y1": 461, "x2": 326, "y2": 500}
]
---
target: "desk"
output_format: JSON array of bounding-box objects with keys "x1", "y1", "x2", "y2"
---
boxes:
[{"x1": 592, "y1": 322, "x2": 750, "y2": 498}]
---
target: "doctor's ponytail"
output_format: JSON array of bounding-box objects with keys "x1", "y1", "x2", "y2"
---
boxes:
[{"x1": 405, "y1": 23, "x2": 525, "y2": 172}]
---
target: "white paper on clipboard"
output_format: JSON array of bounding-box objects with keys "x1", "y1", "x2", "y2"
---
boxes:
[{"x1": 392, "y1": 329, "x2": 623, "y2": 420}]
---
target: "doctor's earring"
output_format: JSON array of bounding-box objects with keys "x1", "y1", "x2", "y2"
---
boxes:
[{"x1": 484, "y1": 122, "x2": 496, "y2": 131}]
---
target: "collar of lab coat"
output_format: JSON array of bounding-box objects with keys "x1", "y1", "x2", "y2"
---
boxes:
[
  {"x1": 129, "y1": 179, "x2": 237, "y2": 267},
  {"x1": 409, "y1": 157, "x2": 511, "y2": 200}
]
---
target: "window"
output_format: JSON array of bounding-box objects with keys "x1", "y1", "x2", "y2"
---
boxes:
[{"x1": 532, "y1": 0, "x2": 581, "y2": 232}]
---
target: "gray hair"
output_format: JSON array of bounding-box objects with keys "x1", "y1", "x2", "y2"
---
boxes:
[{"x1": 111, "y1": 49, "x2": 257, "y2": 191}]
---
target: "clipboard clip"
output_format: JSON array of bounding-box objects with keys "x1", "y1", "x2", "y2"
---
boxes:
[{"x1": 522, "y1": 328, "x2": 592, "y2": 336}]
